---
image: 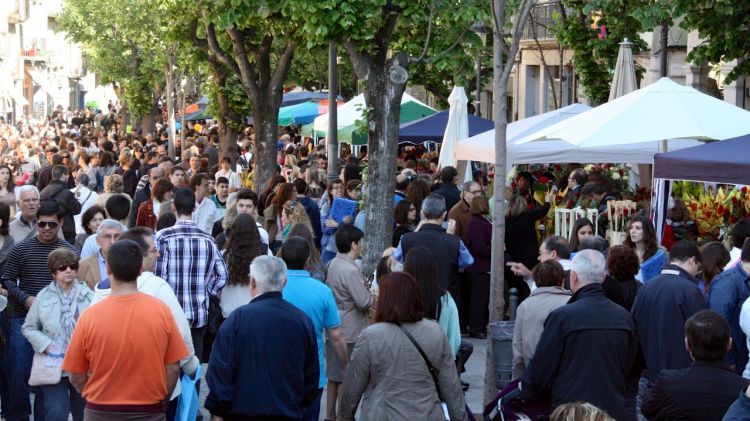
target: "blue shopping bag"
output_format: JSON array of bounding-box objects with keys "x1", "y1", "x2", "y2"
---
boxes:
[{"x1": 175, "y1": 364, "x2": 202, "y2": 421}]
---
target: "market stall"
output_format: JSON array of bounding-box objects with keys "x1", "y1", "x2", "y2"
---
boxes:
[{"x1": 652, "y1": 133, "x2": 750, "y2": 242}]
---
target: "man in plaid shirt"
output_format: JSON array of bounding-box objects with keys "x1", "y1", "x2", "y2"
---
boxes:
[{"x1": 155, "y1": 188, "x2": 228, "y2": 359}]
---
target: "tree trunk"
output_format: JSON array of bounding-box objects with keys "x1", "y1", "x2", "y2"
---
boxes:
[
  {"x1": 353, "y1": 55, "x2": 407, "y2": 276},
  {"x1": 212, "y1": 64, "x2": 241, "y2": 166},
  {"x1": 218, "y1": 122, "x2": 240, "y2": 163},
  {"x1": 252, "y1": 99, "x2": 280, "y2": 189},
  {"x1": 660, "y1": 20, "x2": 669, "y2": 77}
]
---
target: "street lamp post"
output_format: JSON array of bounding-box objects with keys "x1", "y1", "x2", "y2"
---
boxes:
[
  {"x1": 327, "y1": 43, "x2": 339, "y2": 181},
  {"x1": 471, "y1": 22, "x2": 488, "y2": 117}
]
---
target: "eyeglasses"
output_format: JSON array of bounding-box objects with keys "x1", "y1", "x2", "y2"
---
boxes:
[
  {"x1": 469, "y1": 190, "x2": 484, "y2": 195},
  {"x1": 38, "y1": 221, "x2": 59, "y2": 228},
  {"x1": 56, "y1": 263, "x2": 78, "y2": 272}
]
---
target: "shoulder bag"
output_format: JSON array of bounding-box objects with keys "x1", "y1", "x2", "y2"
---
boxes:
[
  {"x1": 396, "y1": 323, "x2": 450, "y2": 420},
  {"x1": 28, "y1": 352, "x2": 62, "y2": 386}
]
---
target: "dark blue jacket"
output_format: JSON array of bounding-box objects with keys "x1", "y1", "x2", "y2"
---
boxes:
[
  {"x1": 708, "y1": 263, "x2": 750, "y2": 374},
  {"x1": 205, "y1": 291, "x2": 319, "y2": 419},
  {"x1": 632, "y1": 265, "x2": 707, "y2": 382},
  {"x1": 298, "y1": 196, "x2": 322, "y2": 249},
  {"x1": 521, "y1": 283, "x2": 638, "y2": 421}
]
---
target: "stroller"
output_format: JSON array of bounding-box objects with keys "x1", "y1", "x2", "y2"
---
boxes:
[{"x1": 483, "y1": 379, "x2": 551, "y2": 421}]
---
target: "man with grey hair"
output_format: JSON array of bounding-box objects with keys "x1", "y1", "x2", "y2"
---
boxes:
[
  {"x1": 9, "y1": 185, "x2": 41, "y2": 243},
  {"x1": 205, "y1": 255, "x2": 319, "y2": 420},
  {"x1": 77, "y1": 219, "x2": 122, "y2": 289},
  {"x1": 394, "y1": 194, "x2": 473, "y2": 321},
  {"x1": 520, "y1": 249, "x2": 638, "y2": 420}
]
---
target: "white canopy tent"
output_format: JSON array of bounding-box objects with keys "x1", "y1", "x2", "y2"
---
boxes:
[
  {"x1": 455, "y1": 103, "x2": 702, "y2": 169},
  {"x1": 515, "y1": 77, "x2": 750, "y2": 148}
]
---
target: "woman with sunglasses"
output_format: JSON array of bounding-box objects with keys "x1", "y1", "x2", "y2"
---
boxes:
[{"x1": 22, "y1": 248, "x2": 93, "y2": 421}]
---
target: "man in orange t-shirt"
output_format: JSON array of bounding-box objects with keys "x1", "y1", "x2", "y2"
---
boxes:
[{"x1": 63, "y1": 240, "x2": 187, "y2": 421}]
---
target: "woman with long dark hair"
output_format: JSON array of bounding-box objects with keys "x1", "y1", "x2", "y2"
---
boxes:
[
  {"x1": 259, "y1": 174, "x2": 286, "y2": 212},
  {"x1": 606, "y1": 245, "x2": 641, "y2": 309},
  {"x1": 700, "y1": 241, "x2": 730, "y2": 295},
  {"x1": 220, "y1": 213, "x2": 266, "y2": 317},
  {"x1": 392, "y1": 200, "x2": 416, "y2": 247},
  {"x1": 338, "y1": 272, "x2": 466, "y2": 421},
  {"x1": 624, "y1": 215, "x2": 667, "y2": 282},
  {"x1": 0, "y1": 165, "x2": 16, "y2": 215},
  {"x1": 404, "y1": 246, "x2": 461, "y2": 356},
  {"x1": 569, "y1": 217, "x2": 594, "y2": 253},
  {"x1": 287, "y1": 224, "x2": 325, "y2": 281}
]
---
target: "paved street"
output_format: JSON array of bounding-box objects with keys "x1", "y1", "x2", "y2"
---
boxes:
[{"x1": 198, "y1": 336, "x2": 488, "y2": 420}]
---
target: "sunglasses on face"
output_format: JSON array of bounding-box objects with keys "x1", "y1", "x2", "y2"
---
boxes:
[
  {"x1": 38, "y1": 221, "x2": 59, "y2": 228},
  {"x1": 56, "y1": 263, "x2": 78, "y2": 272}
]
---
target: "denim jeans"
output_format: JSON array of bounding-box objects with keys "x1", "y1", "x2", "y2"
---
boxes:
[
  {"x1": 0, "y1": 310, "x2": 12, "y2": 418},
  {"x1": 8, "y1": 316, "x2": 45, "y2": 421},
  {"x1": 301, "y1": 388, "x2": 323, "y2": 421},
  {"x1": 40, "y1": 377, "x2": 84, "y2": 421}
]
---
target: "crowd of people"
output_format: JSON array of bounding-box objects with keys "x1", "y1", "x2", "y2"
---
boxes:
[{"x1": 0, "y1": 107, "x2": 748, "y2": 421}]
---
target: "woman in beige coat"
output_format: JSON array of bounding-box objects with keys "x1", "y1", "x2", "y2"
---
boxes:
[
  {"x1": 512, "y1": 260, "x2": 572, "y2": 379},
  {"x1": 338, "y1": 272, "x2": 466, "y2": 421}
]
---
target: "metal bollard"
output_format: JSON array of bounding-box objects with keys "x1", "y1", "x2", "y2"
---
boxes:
[{"x1": 509, "y1": 288, "x2": 519, "y2": 321}]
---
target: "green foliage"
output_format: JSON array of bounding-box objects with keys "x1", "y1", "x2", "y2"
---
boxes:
[
  {"x1": 553, "y1": 0, "x2": 647, "y2": 104},
  {"x1": 204, "y1": 75, "x2": 253, "y2": 129},
  {"x1": 58, "y1": 0, "x2": 171, "y2": 119},
  {"x1": 675, "y1": 0, "x2": 750, "y2": 83}
]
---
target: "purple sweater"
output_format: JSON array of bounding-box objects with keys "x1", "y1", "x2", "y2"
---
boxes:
[{"x1": 466, "y1": 215, "x2": 492, "y2": 272}]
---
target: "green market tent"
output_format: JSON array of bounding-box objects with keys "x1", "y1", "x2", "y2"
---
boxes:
[{"x1": 304, "y1": 93, "x2": 437, "y2": 145}]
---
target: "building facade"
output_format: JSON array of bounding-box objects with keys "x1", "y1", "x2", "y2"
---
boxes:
[{"x1": 0, "y1": 0, "x2": 115, "y2": 122}]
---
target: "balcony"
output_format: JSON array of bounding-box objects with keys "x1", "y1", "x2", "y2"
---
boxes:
[{"x1": 521, "y1": 3, "x2": 558, "y2": 41}]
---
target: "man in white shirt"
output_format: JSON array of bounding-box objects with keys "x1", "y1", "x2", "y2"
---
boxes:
[
  {"x1": 190, "y1": 173, "x2": 216, "y2": 234},
  {"x1": 215, "y1": 157, "x2": 241, "y2": 194}
]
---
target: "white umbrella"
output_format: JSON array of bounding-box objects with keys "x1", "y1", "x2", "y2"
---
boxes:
[
  {"x1": 609, "y1": 39, "x2": 637, "y2": 101},
  {"x1": 439, "y1": 87, "x2": 468, "y2": 170},
  {"x1": 515, "y1": 77, "x2": 750, "y2": 147}
]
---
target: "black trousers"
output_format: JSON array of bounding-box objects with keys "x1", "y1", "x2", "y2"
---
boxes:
[{"x1": 466, "y1": 272, "x2": 490, "y2": 334}]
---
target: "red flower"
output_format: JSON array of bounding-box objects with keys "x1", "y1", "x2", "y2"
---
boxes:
[
  {"x1": 733, "y1": 197, "x2": 740, "y2": 205},
  {"x1": 618, "y1": 169, "x2": 624, "y2": 176},
  {"x1": 539, "y1": 176, "x2": 549, "y2": 184},
  {"x1": 623, "y1": 209, "x2": 630, "y2": 217},
  {"x1": 718, "y1": 205, "x2": 725, "y2": 214},
  {"x1": 743, "y1": 186, "x2": 748, "y2": 194},
  {"x1": 554, "y1": 164, "x2": 562, "y2": 171},
  {"x1": 730, "y1": 215, "x2": 738, "y2": 224}
]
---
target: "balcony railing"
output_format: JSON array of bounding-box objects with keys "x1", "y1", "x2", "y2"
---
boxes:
[{"x1": 522, "y1": 3, "x2": 558, "y2": 40}]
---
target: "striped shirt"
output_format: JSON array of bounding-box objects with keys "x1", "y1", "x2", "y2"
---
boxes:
[
  {"x1": 2, "y1": 236, "x2": 78, "y2": 315},
  {"x1": 155, "y1": 220, "x2": 227, "y2": 328}
]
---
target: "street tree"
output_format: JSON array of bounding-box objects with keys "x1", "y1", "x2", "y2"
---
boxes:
[
  {"x1": 553, "y1": 0, "x2": 646, "y2": 104},
  {"x1": 58, "y1": 0, "x2": 169, "y2": 133},
  {"x1": 177, "y1": 0, "x2": 297, "y2": 186},
  {"x1": 675, "y1": 0, "x2": 750, "y2": 83},
  {"x1": 294, "y1": 0, "x2": 488, "y2": 278}
]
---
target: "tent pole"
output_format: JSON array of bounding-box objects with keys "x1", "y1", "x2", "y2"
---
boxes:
[{"x1": 659, "y1": 139, "x2": 668, "y2": 153}]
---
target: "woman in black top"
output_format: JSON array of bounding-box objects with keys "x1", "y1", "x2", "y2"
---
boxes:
[
  {"x1": 505, "y1": 191, "x2": 553, "y2": 302},
  {"x1": 606, "y1": 245, "x2": 641, "y2": 310},
  {"x1": 392, "y1": 200, "x2": 416, "y2": 247}
]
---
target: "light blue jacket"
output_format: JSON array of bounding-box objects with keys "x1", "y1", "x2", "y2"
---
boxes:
[
  {"x1": 437, "y1": 293, "x2": 461, "y2": 357},
  {"x1": 22, "y1": 282, "x2": 93, "y2": 354}
]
